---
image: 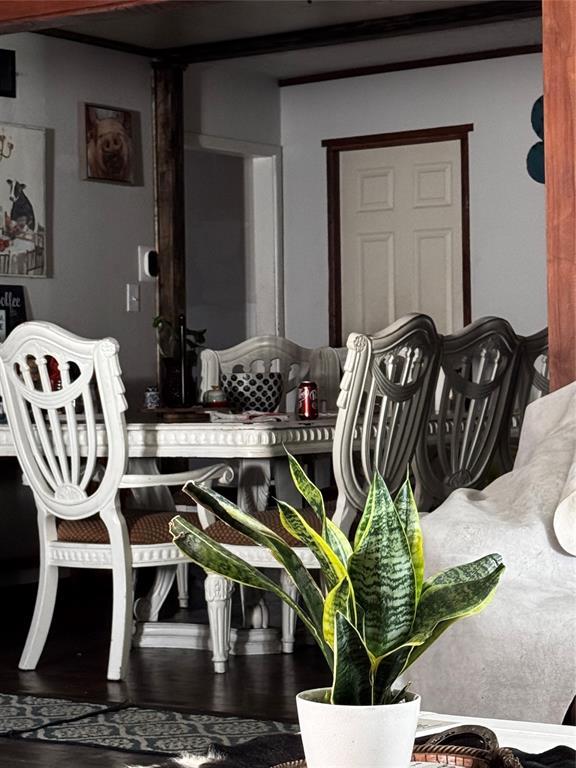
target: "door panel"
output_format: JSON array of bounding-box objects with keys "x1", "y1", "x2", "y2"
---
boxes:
[{"x1": 340, "y1": 139, "x2": 463, "y2": 338}]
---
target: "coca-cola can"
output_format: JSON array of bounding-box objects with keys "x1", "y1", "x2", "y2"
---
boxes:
[{"x1": 297, "y1": 380, "x2": 318, "y2": 420}]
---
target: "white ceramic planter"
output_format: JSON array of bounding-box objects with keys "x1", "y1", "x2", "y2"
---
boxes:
[{"x1": 296, "y1": 688, "x2": 420, "y2": 768}]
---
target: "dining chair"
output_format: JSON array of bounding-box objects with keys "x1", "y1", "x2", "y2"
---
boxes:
[
  {"x1": 0, "y1": 321, "x2": 232, "y2": 680},
  {"x1": 331, "y1": 313, "x2": 442, "y2": 535},
  {"x1": 200, "y1": 334, "x2": 328, "y2": 413},
  {"x1": 192, "y1": 314, "x2": 441, "y2": 671},
  {"x1": 498, "y1": 327, "x2": 548, "y2": 473},
  {"x1": 413, "y1": 316, "x2": 521, "y2": 510}
]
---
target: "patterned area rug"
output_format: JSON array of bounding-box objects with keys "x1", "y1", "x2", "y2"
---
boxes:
[
  {"x1": 0, "y1": 693, "x2": 114, "y2": 735},
  {"x1": 0, "y1": 694, "x2": 298, "y2": 756}
]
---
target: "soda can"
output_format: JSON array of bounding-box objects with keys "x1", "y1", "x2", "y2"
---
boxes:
[{"x1": 297, "y1": 380, "x2": 318, "y2": 421}]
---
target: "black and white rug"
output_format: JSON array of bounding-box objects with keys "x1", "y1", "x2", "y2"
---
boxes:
[{"x1": 0, "y1": 694, "x2": 298, "y2": 756}]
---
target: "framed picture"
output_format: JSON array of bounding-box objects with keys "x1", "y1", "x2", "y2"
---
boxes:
[
  {"x1": 82, "y1": 103, "x2": 140, "y2": 185},
  {"x1": 0, "y1": 285, "x2": 27, "y2": 342},
  {"x1": 0, "y1": 123, "x2": 46, "y2": 277}
]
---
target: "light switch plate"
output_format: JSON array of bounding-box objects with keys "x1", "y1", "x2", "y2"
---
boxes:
[{"x1": 126, "y1": 282, "x2": 140, "y2": 312}]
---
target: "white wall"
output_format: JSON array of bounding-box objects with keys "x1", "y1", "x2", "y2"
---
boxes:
[
  {"x1": 281, "y1": 54, "x2": 545, "y2": 345},
  {"x1": 184, "y1": 63, "x2": 280, "y2": 145},
  {"x1": 0, "y1": 34, "x2": 156, "y2": 407}
]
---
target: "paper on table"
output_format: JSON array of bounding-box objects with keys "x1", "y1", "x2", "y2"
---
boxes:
[{"x1": 208, "y1": 411, "x2": 291, "y2": 424}]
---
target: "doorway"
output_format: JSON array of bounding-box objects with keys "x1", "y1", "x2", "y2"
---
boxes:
[
  {"x1": 184, "y1": 134, "x2": 284, "y2": 350},
  {"x1": 324, "y1": 124, "x2": 473, "y2": 345}
]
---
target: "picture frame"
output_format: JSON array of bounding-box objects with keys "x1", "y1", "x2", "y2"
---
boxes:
[
  {"x1": 0, "y1": 284, "x2": 27, "y2": 342},
  {"x1": 0, "y1": 50, "x2": 16, "y2": 98},
  {"x1": 81, "y1": 102, "x2": 141, "y2": 185},
  {"x1": 0, "y1": 122, "x2": 47, "y2": 277}
]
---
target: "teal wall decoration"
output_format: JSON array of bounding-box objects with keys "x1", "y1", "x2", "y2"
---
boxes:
[{"x1": 527, "y1": 95, "x2": 544, "y2": 184}]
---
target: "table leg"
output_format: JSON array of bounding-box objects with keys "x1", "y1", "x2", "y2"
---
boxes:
[{"x1": 237, "y1": 458, "x2": 271, "y2": 513}]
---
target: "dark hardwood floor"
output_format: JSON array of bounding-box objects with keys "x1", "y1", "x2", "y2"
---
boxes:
[{"x1": 0, "y1": 569, "x2": 330, "y2": 767}]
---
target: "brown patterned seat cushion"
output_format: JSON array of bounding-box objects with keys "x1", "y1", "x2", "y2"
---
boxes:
[
  {"x1": 56, "y1": 510, "x2": 201, "y2": 545},
  {"x1": 204, "y1": 508, "x2": 321, "y2": 547},
  {"x1": 57, "y1": 507, "x2": 323, "y2": 548}
]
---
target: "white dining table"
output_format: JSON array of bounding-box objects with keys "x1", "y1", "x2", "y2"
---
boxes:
[{"x1": 0, "y1": 413, "x2": 337, "y2": 512}]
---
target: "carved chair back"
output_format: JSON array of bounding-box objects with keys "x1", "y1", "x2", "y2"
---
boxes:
[
  {"x1": 332, "y1": 314, "x2": 441, "y2": 533},
  {"x1": 499, "y1": 327, "x2": 548, "y2": 472},
  {"x1": 0, "y1": 321, "x2": 127, "y2": 522},
  {"x1": 200, "y1": 335, "x2": 332, "y2": 412},
  {"x1": 414, "y1": 316, "x2": 520, "y2": 509}
]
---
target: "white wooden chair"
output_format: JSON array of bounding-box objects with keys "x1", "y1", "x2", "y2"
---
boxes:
[
  {"x1": 413, "y1": 316, "x2": 520, "y2": 510},
  {"x1": 332, "y1": 314, "x2": 441, "y2": 535},
  {"x1": 0, "y1": 321, "x2": 232, "y2": 681},
  {"x1": 199, "y1": 335, "x2": 338, "y2": 413}
]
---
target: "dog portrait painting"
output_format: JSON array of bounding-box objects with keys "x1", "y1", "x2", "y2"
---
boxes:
[{"x1": 84, "y1": 104, "x2": 138, "y2": 184}]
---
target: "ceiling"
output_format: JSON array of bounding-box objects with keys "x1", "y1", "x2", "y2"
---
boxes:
[
  {"x1": 47, "y1": 0, "x2": 505, "y2": 49},
  {"x1": 35, "y1": 0, "x2": 541, "y2": 81}
]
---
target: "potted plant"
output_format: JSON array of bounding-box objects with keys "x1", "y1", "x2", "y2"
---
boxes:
[
  {"x1": 170, "y1": 455, "x2": 504, "y2": 768},
  {"x1": 153, "y1": 314, "x2": 206, "y2": 406}
]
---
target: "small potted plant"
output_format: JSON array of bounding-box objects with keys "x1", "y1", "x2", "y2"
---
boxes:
[
  {"x1": 170, "y1": 455, "x2": 504, "y2": 768},
  {"x1": 153, "y1": 314, "x2": 206, "y2": 406}
]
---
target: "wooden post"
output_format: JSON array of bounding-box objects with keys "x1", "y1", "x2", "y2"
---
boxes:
[
  {"x1": 153, "y1": 59, "x2": 187, "y2": 403},
  {"x1": 542, "y1": 0, "x2": 576, "y2": 390}
]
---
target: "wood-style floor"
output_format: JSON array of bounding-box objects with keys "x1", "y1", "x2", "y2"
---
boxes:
[{"x1": 0, "y1": 569, "x2": 330, "y2": 767}]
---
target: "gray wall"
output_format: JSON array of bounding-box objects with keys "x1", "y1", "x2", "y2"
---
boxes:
[{"x1": 0, "y1": 34, "x2": 157, "y2": 407}]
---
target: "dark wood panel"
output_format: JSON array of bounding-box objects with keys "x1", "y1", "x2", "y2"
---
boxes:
[
  {"x1": 0, "y1": 0, "x2": 163, "y2": 33},
  {"x1": 542, "y1": 0, "x2": 576, "y2": 391},
  {"x1": 326, "y1": 126, "x2": 473, "y2": 345},
  {"x1": 280, "y1": 45, "x2": 542, "y2": 88},
  {"x1": 153, "y1": 61, "x2": 187, "y2": 398}
]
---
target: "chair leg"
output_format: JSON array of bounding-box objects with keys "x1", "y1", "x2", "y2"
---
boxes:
[
  {"x1": 176, "y1": 563, "x2": 189, "y2": 608},
  {"x1": 19, "y1": 561, "x2": 59, "y2": 671},
  {"x1": 104, "y1": 508, "x2": 133, "y2": 682},
  {"x1": 205, "y1": 573, "x2": 234, "y2": 674},
  {"x1": 280, "y1": 570, "x2": 299, "y2": 654}
]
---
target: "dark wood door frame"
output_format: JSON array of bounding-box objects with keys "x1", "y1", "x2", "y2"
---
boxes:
[
  {"x1": 543, "y1": 0, "x2": 575, "y2": 391},
  {"x1": 323, "y1": 124, "x2": 473, "y2": 346},
  {"x1": 152, "y1": 59, "x2": 187, "y2": 398}
]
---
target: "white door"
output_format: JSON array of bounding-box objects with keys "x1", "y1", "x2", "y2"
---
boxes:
[{"x1": 340, "y1": 140, "x2": 463, "y2": 338}]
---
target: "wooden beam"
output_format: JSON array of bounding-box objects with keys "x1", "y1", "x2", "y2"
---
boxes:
[
  {"x1": 0, "y1": 0, "x2": 164, "y2": 34},
  {"x1": 152, "y1": 60, "x2": 186, "y2": 399},
  {"x1": 167, "y1": 1, "x2": 541, "y2": 64},
  {"x1": 542, "y1": 0, "x2": 576, "y2": 390}
]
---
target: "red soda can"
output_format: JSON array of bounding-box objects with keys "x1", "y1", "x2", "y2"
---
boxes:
[{"x1": 297, "y1": 380, "x2": 318, "y2": 420}]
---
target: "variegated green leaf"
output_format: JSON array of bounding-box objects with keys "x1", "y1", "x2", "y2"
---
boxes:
[
  {"x1": 287, "y1": 452, "x2": 325, "y2": 524},
  {"x1": 170, "y1": 516, "x2": 333, "y2": 665},
  {"x1": 286, "y1": 452, "x2": 352, "y2": 565},
  {"x1": 183, "y1": 481, "x2": 325, "y2": 633},
  {"x1": 277, "y1": 500, "x2": 346, "y2": 590},
  {"x1": 373, "y1": 646, "x2": 412, "y2": 704},
  {"x1": 322, "y1": 577, "x2": 354, "y2": 648},
  {"x1": 422, "y1": 553, "x2": 503, "y2": 592},
  {"x1": 394, "y1": 476, "x2": 424, "y2": 600},
  {"x1": 332, "y1": 612, "x2": 373, "y2": 706},
  {"x1": 374, "y1": 554, "x2": 505, "y2": 668},
  {"x1": 348, "y1": 473, "x2": 416, "y2": 657}
]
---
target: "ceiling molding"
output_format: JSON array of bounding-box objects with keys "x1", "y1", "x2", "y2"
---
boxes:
[
  {"x1": 37, "y1": 1, "x2": 542, "y2": 64},
  {"x1": 279, "y1": 44, "x2": 543, "y2": 87},
  {"x1": 36, "y1": 27, "x2": 155, "y2": 57}
]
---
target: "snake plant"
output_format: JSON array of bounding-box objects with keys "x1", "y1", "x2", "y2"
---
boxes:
[{"x1": 170, "y1": 454, "x2": 504, "y2": 707}]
